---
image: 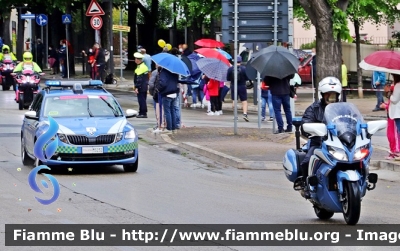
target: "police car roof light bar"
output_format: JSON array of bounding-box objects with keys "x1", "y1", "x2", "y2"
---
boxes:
[{"x1": 45, "y1": 80, "x2": 103, "y2": 87}]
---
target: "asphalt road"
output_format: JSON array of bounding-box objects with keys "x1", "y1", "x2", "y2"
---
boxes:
[{"x1": 0, "y1": 88, "x2": 399, "y2": 251}]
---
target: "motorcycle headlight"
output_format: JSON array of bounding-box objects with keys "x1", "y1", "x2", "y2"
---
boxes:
[
  {"x1": 115, "y1": 132, "x2": 123, "y2": 142},
  {"x1": 125, "y1": 130, "x2": 136, "y2": 139},
  {"x1": 57, "y1": 133, "x2": 68, "y2": 144},
  {"x1": 328, "y1": 146, "x2": 348, "y2": 161},
  {"x1": 354, "y1": 144, "x2": 370, "y2": 160}
]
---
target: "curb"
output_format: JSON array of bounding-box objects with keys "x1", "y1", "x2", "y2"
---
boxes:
[
  {"x1": 145, "y1": 128, "x2": 283, "y2": 170},
  {"x1": 148, "y1": 129, "x2": 400, "y2": 172},
  {"x1": 371, "y1": 160, "x2": 400, "y2": 172}
]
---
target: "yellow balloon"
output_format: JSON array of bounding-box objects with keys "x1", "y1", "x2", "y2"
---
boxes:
[
  {"x1": 158, "y1": 39, "x2": 166, "y2": 48},
  {"x1": 166, "y1": 43, "x2": 172, "y2": 51}
]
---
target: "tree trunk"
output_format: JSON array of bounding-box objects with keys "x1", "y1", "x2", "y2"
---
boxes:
[
  {"x1": 126, "y1": 2, "x2": 138, "y2": 70},
  {"x1": 16, "y1": 8, "x2": 26, "y2": 61},
  {"x1": 2, "y1": 13, "x2": 11, "y2": 45},
  {"x1": 299, "y1": 0, "x2": 345, "y2": 101},
  {"x1": 354, "y1": 19, "x2": 363, "y2": 98}
]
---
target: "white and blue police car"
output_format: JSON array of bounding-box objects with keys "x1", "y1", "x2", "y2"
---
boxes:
[{"x1": 21, "y1": 80, "x2": 139, "y2": 172}]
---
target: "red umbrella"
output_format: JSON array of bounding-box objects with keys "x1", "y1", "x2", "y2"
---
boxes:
[
  {"x1": 359, "y1": 50, "x2": 400, "y2": 74},
  {"x1": 194, "y1": 48, "x2": 231, "y2": 66},
  {"x1": 195, "y1": 38, "x2": 225, "y2": 48}
]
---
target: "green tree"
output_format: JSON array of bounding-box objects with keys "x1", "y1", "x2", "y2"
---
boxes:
[
  {"x1": 167, "y1": 0, "x2": 222, "y2": 49},
  {"x1": 347, "y1": 0, "x2": 400, "y2": 94},
  {"x1": 296, "y1": 0, "x2": 350, "y2": 99}
]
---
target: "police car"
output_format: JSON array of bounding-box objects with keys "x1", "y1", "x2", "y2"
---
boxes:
[{"x1": 21, "y1": 80, "x2": 139, "y2": 172}]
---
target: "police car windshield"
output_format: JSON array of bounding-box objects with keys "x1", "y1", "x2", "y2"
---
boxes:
[{"x1": 43, "y1": 95, "x2": 123, "y2": 118}]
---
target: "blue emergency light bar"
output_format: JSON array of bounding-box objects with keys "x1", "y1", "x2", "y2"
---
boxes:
[{"x1": 45, "y1": 80, "x2": 103, "y2": 87}]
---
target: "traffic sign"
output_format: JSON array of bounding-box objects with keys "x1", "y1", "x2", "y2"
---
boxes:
[
  {"x1": 221, "y1": 0, "x2": 289, "y2": 43},
  {"x1": 86, "y1": 0, "x2": 105, "y2": 16},
  {"x1": 36, "y1": 14, "x2": 48, "y2": 26},
  {"x1": 62, "y1": 14, "x2": 72, "y2": 24},
  {"x1": 21, "y1": 14, "x2": 35, "y2": 20},
  {"x1": 90, "y1": 16, "x2": 103, "y2": 30},
  {"x1": 112, "y1": 25, "x2": 131, "y2": 32}
]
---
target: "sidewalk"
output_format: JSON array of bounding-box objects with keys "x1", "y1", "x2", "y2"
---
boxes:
[{"x1": 42, "y1": 69, "x2": 400, "y2": 175}]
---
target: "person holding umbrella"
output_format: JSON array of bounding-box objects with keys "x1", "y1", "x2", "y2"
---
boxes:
[
  {"x1": 264, "y1": 74, "x2": 294, "y2": 134},
  {"x1": 206, "y1": 76, "x2": 222, "y2": 116},
  {"x1": 133, "y1": 52, "x2": 150, "y2": 118},
  {"x1": 227, "y1": 56, "x2": 250, "y2": 122}
]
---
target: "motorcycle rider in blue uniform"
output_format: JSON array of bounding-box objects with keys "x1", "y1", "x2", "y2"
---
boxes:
[{"x1": 299, "y1": 77, "x2": 343, "y2": 185}]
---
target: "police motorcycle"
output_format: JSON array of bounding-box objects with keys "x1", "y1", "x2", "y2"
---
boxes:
[
  {"x1": 0, "y1": 55, "x2": 17, "y2": 91},
  {"x1": 283, "y1": 102, "x2": 386, "y2": 225},
  {"x1": 11, "y1": 64, "x2": 44, "y2": 110}
]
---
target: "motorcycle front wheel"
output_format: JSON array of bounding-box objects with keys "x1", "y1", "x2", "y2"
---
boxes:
[
  {"x1": 342, "y1": 181, "x2": 361, "y2": 225},
  {"x1": 18, "y1": 93, "x2": 24, "y2": 110},
  {"x1": 314, "y1": 206, "x2": 334, "y2": 220}
]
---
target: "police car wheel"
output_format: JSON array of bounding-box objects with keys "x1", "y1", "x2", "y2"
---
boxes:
[
  {"x1": 123, "y1": 156, "x2": 138, "y2": 172},
  {"x1": 21, "y1": 136, "x2": 34, "y2": 166}
]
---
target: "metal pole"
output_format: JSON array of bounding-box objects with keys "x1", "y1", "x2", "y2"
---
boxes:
[
  {"x1": 288, "y1": 0, "x2": 294, "y2": 54},
  {"x1": 45, "y1": 24, "x2": 48, "y2": 69},
  {"x1": 109, "y1": 0, "x2": 114, "y2": 75},
  {"x1": 272, "y1": 0, "x2": 278, "y2": 133},
  {"x1": 41, "y1": 26, "x2": 43, "y2": 68},
  {"x1": 185, "y1": 26, "x2": 187, "y2": 44},
  {"x1": 95, "y1": 30, "x2": 99, "y2": 43},
  {"x1": 30, "y1": 19, "x2": 32, "y2": 52},
  {"x1": 233, "y1": 0, "x2": 238, "y2": 135},
  {"x1": 119, "y1": 7, "x2": 123, "y2": 79},
  {"x1": 311, "y1": 60, "x2": 315, "y2": 101},
  {"x1": 288, "y1": 0, "x2": 295, "y2": 118},
  {"x1": 66, "y1": 24, "x2": 70, "y2": 79},
  {"x1": 257, "y1": 72, "x2": 261, "y2": 129}
]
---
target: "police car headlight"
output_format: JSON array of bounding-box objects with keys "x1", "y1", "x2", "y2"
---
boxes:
[
  {"x1": 115, "y1": 132, "x2": 123, "y2": 142},
  {"x1": 57, "y1": 133, "x2": 68, "y2": 144},
  {"x1": 328, "y1": 146, "x2": 348, "y2": 161},
  {"x1": 125, "y1": 130, "x2": 136, "y2": 139}
]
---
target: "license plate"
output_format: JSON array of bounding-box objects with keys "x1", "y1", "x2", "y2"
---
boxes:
[{"x1": 82, "y1": 147, "x2": 103, "y2": 154}]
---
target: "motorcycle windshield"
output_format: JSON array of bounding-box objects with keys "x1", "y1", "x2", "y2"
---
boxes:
[{"x1": 323, "y1": 103, "x2": 364, "y2": 149}]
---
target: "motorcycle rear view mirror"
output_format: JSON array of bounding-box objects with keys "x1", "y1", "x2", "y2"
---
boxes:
[
  {"x1": 302, "y1": 123, "x2": 327, "y2": 137},
  {"x1": 24, "y1": 111, "x2": 38, "y2": 120},
  {"x1": 366, "y1": 120, "x2": 387, "y2": 138}
]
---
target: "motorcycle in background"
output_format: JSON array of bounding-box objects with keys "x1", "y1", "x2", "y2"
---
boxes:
[
  {"x1": 0, "y1": 55, "x2": 17, "y2": 91},
  {"x1": 283, "y1": 103, "x2": 386, "y2": 225},
  {"x1": 11, "y1": 65, "x2": 44, "y2": 110}
]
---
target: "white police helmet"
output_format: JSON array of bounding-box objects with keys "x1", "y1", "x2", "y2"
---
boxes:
[{"x1": 318, "y1": 76, "x2": 342, "y2": 101}]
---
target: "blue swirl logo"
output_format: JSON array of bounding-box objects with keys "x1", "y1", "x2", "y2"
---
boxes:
[{"x1": 28, "y1": 116, "x2": 60, "y2": 205}]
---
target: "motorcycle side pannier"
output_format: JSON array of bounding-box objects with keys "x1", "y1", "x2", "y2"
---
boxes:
[{"x1": 283, "y1": 149, "x2": 306, "y2": 182}]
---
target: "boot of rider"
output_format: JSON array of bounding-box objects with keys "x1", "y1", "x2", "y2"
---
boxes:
[{"x1": 301, "y1": 163, "x2": 308, "y2": 182}]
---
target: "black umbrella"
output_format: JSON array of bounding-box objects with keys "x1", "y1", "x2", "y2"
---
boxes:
[
  {"x1": 245, "y1": 59, "x2": 258, "y2": 81},
  {"x1": 249, "y1": 45, "x2": 300, "y2": 79}
]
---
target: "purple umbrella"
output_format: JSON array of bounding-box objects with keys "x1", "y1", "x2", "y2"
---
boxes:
[{"x1": 196, "y1": 57, "x2": 229, "y2": 82}]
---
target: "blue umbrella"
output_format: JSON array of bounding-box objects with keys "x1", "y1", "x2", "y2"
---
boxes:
[
  {"x1": 187, "y1": 53, "x2": 202, "y2": 76},
  {"x1": 151, "y1": 52, "x2": 190, "y2": 76},
  {"x1": 196, "y1": 57, "x2": 230, "y2": 82},
  {"x1": 216, "y1": 48, "x2": 232, "y2": 60}
]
